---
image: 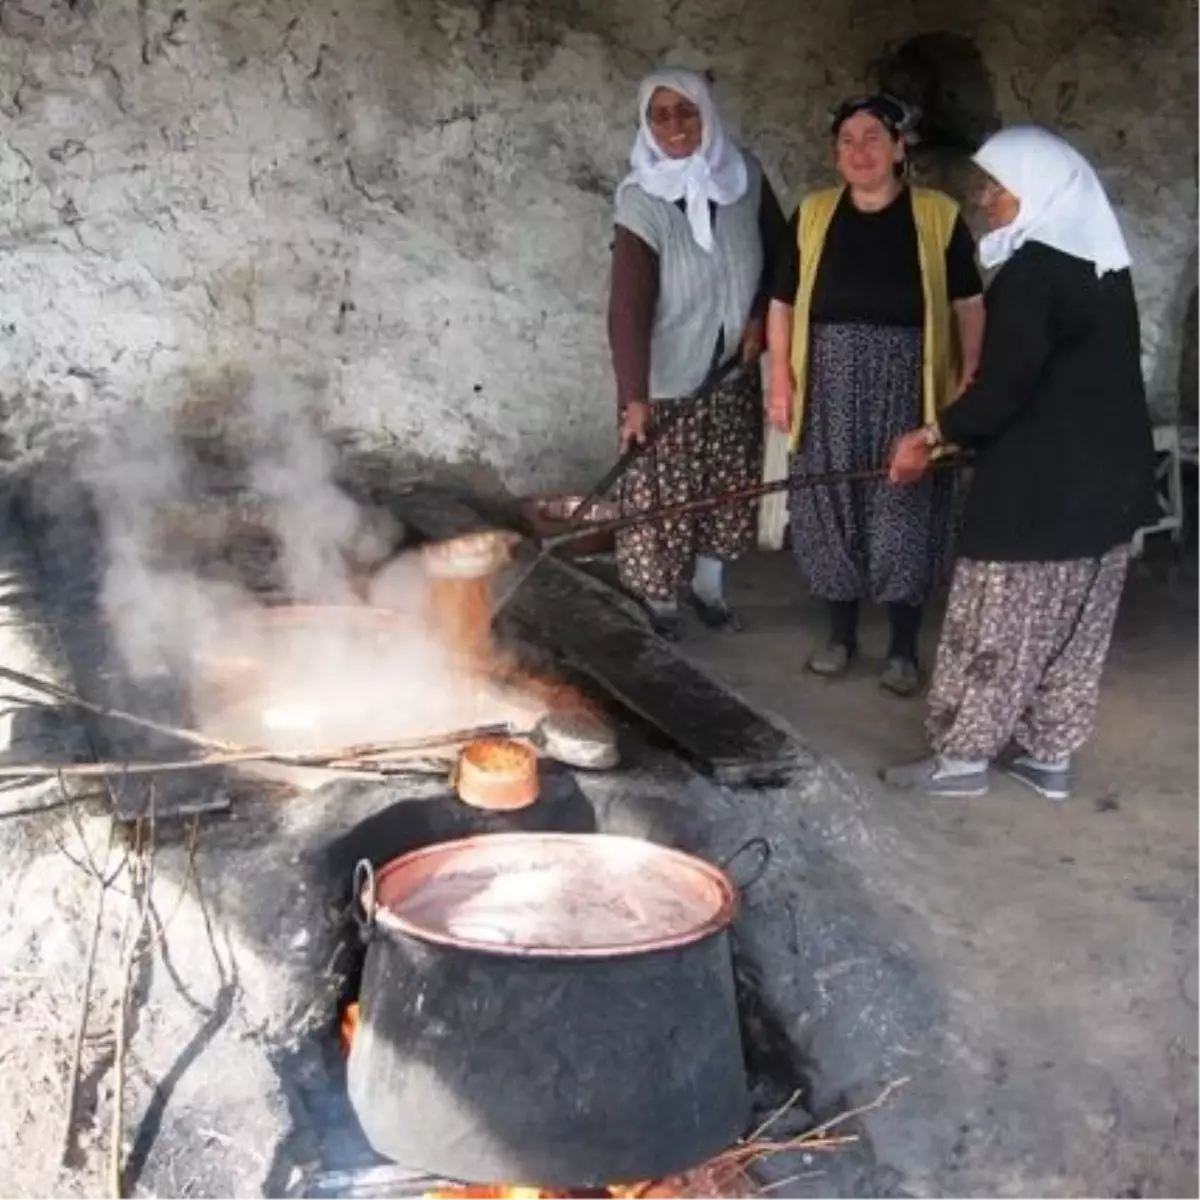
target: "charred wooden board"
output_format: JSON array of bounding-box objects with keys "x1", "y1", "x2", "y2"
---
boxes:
[{"x1": 387, "y1": 486, "x2": 809, "y2": 787}]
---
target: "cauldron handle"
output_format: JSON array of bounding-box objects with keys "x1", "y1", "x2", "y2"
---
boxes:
[
  {"x1": 352, "y1": 858, "x2": 377, "y2": 942},
  {"x1": 718, "y1": 837, "x2": 772, "y2": 893}
]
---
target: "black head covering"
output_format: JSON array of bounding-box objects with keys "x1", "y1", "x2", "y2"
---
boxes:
[{"x1": 830, "y1": 93, "x2": 916, "y2": 138}]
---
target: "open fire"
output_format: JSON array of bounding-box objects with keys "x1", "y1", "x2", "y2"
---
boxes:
[
  {"x1": 423, "y1": 1188, "x2": 673, "y2": 1198},
  {"x1": 419, "y1": 1159, "x2": 773, "y2": 1199}
]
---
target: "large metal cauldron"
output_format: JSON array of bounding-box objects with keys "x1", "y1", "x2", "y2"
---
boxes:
[{"x1": 347, "y1": 833, "x2": 749, "y2": 1187}]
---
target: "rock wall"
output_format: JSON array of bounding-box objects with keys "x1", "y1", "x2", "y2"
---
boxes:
[{"x1": 0, "y1": 0, "x2": 1195, "y2": 492}]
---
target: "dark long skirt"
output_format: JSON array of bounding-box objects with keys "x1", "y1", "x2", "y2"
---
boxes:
[
  {"x1": 616, "y1": 366, "x2": 763, "y2": 603},
  {"x1": 789, "y1": 322, "x2": 954, "y2": 605}
]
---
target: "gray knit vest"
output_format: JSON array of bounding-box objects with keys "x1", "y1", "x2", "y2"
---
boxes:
[{"x1": 614, "y1": 154, "x2": 763, "y2": 400}]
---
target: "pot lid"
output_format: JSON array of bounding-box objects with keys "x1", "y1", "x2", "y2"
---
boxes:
[{"x1": 370, "y1": 833, "x2": 738, "y2": 958}]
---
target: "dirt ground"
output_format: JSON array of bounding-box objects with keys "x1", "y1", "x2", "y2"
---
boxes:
[
  {"x1": 0, "y1": 525, "x2": 1194, "y2": 1199},
  {"x1": 684, "y1": 548, "x2": 1199, "y2": 1197}
]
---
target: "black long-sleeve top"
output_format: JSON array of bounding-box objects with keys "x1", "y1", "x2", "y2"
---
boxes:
[
  {"x1": 938, "y1": 242, "x2": 1157, "y2": 562},
  {"x1": 770, "y1": 188, "x2": 983, "y2": 323}
]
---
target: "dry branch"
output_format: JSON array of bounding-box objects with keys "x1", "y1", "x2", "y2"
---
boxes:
[
  {"x1": 0, "y1": 665, "x2": 238, "y2": 753},
  {"x1": 56, "y1": 782, "x2": 125, "y2": 1166},
  {"x1": 110, "y1": 809, "x2": 157, "y2": 1200},
  {"x1": 702, "y1": 1076, "x2": 911, "y2": 1185},
  {"x1": 0, "y1": 723, "x2": 511, "y2": 780}
]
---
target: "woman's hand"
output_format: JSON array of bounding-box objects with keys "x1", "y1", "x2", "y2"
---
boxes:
[
  {"x1": 740, "y1": 318, "x2": 766, "y2": 363},
  {"x1": 767, "y1": 373, "x2": 793, "y2": 434},
  {"x1": 889, "y1": 429, "x2": 933, "y2": 484},
  {"x1": 619, "y1": 400, "x2": 652, "y2": 452}
]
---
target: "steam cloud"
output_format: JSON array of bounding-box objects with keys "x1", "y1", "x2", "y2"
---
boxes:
[{"x1": 68, "y1": 372, "x2": 533, "y2": 772}]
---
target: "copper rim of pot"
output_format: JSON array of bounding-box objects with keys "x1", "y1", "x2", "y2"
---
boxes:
[
  {"x1": 354, "y1": 832, "x2": 741, "y2": 959},
  {"x1": 451, "y1": 737, "x2": 540, "y2": 811}
]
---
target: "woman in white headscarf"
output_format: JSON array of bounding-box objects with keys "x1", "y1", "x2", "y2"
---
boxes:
[
  {"x1": 608, "y1": 68, "x2": 786, "y2": 639},
  {"x1": 883, "y1": 125, "x2": 1157, "y2": 800}
]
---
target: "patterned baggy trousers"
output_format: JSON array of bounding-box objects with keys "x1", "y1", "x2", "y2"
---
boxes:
[
  {"x1": 927, "y1": 547, "x2": 1130, "y2": 762},
  {"x1": 615, "y1": 366, "x2": 763, "y2": 604}
]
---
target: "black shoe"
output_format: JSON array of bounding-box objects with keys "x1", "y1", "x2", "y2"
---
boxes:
[
  {"x1": 879, "y1": 656, "x2": 922, "y2": 698},
  {"x1": 647, "y1": 608, "x2": 682, "y2": 641},
  {"x1": 686, "y1": 590, "x2": 743, "y2": 632}
]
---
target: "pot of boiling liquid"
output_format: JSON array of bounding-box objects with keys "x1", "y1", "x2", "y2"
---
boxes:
[{"x1": 347, "y1": 832, "x2": 750, "y2": 1186}]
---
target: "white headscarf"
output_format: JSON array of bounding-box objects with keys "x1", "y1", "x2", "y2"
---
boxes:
[
  {"x1": 972, "y1": 125, "x2": 1132, "y2": 277},
  {"x1": 619, "y1": 68, "x2": 749, "y2": 253}
]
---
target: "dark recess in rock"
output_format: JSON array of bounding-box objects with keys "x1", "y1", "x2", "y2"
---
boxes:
[{"x1": 878, "y1": 33, "x2": 1000, "y2": 155}]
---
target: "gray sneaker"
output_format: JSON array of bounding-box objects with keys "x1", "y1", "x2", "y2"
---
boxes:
[
  {"x1": 879, "y1": 656, "x2": 922, "y2": 698},
  {"x1": 807, "y1": 642, "x2": 853, "y2": 678},
  {"x1": 1002, "y1": 755, "x2": 1072, "y2": 801},
  {"x1": 881, "y1": 755, "x2": 990, "y2": 797}
]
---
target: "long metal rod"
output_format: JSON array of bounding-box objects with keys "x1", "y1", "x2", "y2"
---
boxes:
[
  {"x1": 566, "y1": 356, "x2": 750, "y2": 536},
  {"x1": 492, "y1": 455, "x2": 966, "y2": 619},
  {"x1": 528, "y1": 350, "x2": 748, "y2": 556}
]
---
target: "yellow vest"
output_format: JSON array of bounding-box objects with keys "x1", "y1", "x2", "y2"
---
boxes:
[{"x1": 788, "y1": 186, "x2": 961, "y2": 451}]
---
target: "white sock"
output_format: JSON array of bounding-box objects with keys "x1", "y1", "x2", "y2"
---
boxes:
[
  {"x1": 647, "y1": 597, "x2": 678, "y2": 617},
  {"x1": 1016, "y1": 752, "x2": 1070, "y2": 771},
  {"x1": 937, "y1": 756, "x2": 988, "y2": 776},
  {"x1": 691, "y1": 555, "x2": 725, "y2": 607}
]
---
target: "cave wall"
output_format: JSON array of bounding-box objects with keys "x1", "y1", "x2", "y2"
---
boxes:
[{"x1": 0, "y1": 0, "x2": 1195, "y2": 491}]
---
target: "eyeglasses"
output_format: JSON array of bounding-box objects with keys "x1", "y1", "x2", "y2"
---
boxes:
[{"x1": 648, "y1": 102, "x2": 701, "y2": 128}]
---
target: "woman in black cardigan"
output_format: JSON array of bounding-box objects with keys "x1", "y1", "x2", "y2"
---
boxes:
[{"x1": 883, "y1": 125, "x2": 1156, "y2": 801}]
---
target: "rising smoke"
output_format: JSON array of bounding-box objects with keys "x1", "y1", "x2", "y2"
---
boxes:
[{"x1": 69, "y1": 370, "x2": 525, "y2": 766}]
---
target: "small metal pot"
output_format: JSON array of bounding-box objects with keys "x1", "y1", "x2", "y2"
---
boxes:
[
  {"x1": 517, "y1": 495, "x2": 621, "y2": 559},
  {"x1": 346, "y1": 833, "x2": 754, "y2": 1187}
]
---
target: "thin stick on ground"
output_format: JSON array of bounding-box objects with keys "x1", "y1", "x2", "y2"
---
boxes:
[
  {"x1": 141, "y1": 815, "x2": 201, "y2": 961},
  {"x1": 745, "y1": 1088, "x2": 804, "y2": 1142},
  {"x1": 704, "y1": 1076, "x2": 910, "y2": 1182},
  {"x1": 110, "y1": 804, "x2": 157, "y2": 1200},
  {"x1": 58, "y1": 812, "x2": 120, "y2": 1167},
  {"x1": 798, "y1": 1075, "x2": 910, "y2": 1143},
  {"x1": 756, "y1": 1169, "x2": 825, "y2": 1194}
]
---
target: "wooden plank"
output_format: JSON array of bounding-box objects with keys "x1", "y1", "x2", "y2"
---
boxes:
[{"x1": 388, "y1": 485, "x2": 809, "y2": 786}]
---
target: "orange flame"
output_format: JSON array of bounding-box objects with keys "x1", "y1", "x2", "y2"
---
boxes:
[
  {"x1": 338, "y1": 1002, "x2": 359, "y2": 1057},
  {"x1": 423, "y1": 1186, "x2": 680, "y2": 1199}
]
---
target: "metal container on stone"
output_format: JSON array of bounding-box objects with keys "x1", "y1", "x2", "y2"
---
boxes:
[{"x1": 346, "y1": 832, "x2": 750, "y2": 1187}]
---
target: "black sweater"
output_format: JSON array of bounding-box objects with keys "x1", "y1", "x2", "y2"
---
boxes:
[{"x1": 938, "y1": 243, "x2": 1157, "y2": 562}]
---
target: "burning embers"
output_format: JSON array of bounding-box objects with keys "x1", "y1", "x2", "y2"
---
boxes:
[{"x1": 423, "y1": 1187, "x2": 664, "y2": 1198}]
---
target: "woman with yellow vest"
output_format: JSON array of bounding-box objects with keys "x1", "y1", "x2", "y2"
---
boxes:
[{"x1": 767, "y1": 94, "x2": 984, "y2": 696}]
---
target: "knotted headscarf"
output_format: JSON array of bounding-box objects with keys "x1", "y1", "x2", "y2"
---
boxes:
[
  {"x1": 619, "y1": 68, "x2": 749, "y2": 253},
  {"x1": 973, "y1": 125, "x2": 1132, "y2": 277},
  {"x1": 829, "y1": 93, "x2": 919, "y2": 139}
]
